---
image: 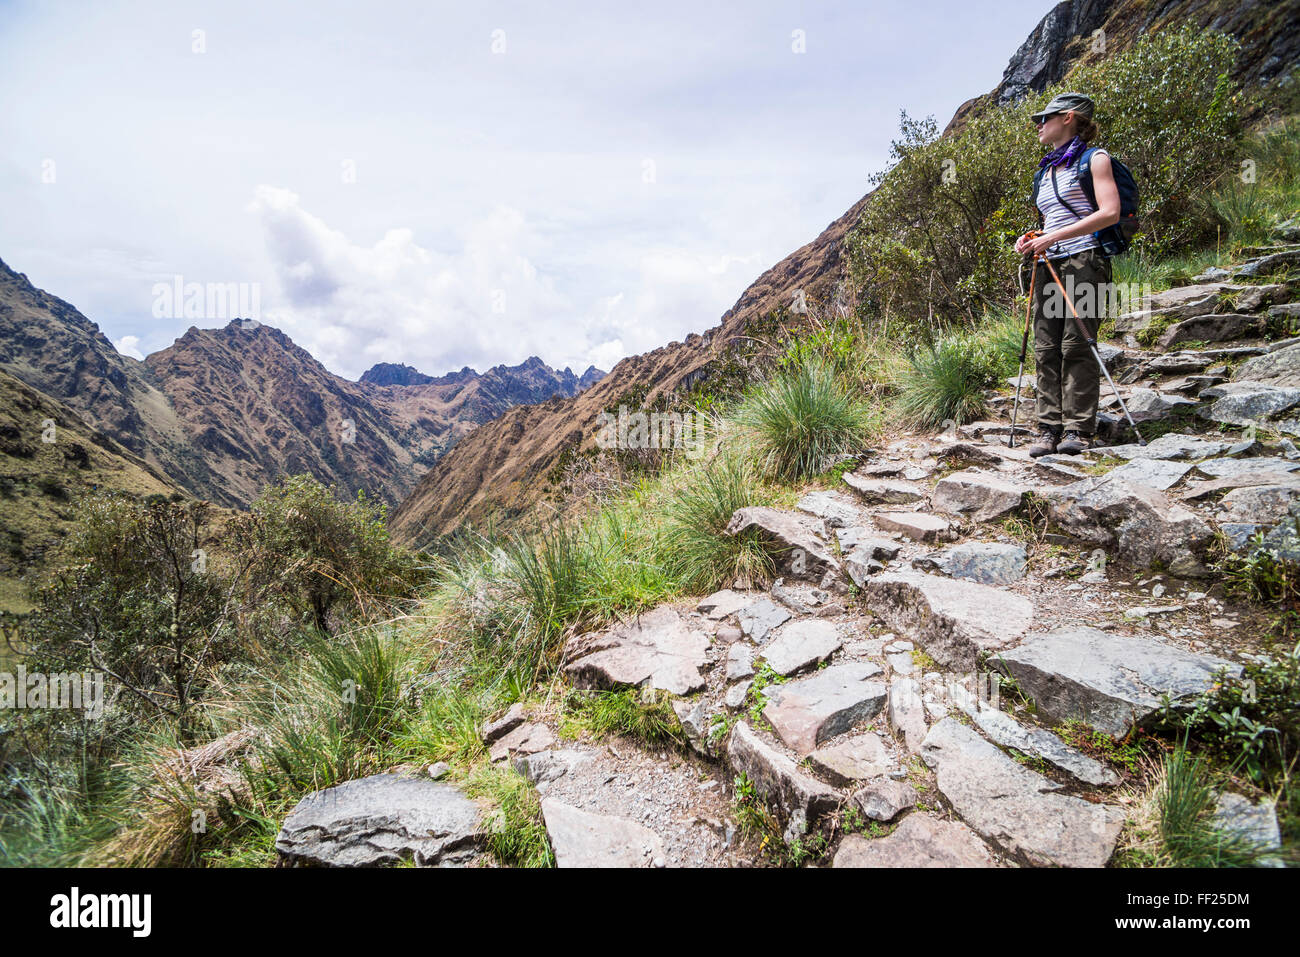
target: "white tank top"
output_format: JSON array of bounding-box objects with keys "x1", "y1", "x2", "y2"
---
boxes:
[{"x1": 1036, "y1": 149, "x2": 1105, "y2": 259}]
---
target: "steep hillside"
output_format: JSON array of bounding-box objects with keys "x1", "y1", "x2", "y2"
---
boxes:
[
  {"x1": 0, "y1": 369, "x2": 185, "y2": 611},
  {"x1": 0, "y1": 257, "x2": 224, "y2": 502},
  {"x1": 392, "y1": 0, "x2": 1300, "y2": 547}
]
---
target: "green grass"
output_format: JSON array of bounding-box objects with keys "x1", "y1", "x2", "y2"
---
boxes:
[
  {"x1": 559, "y1": 686, "x2": 686, "y2": 747},
  {"x1": 892, "y1": 311, "x2": 1023, "y2": 429},
  {"x1": 1153, "y1": 741, "x2": 1281, "y2": 867},
  {"x1": 656, "y1": 449, "x2": 776, "y2": 591},
  {"x1": 733, "y1": 353, "x2": 877, "y2": 481},
  {"x1": 462, "y1": 761, "x2": 554, "y2": 868}
]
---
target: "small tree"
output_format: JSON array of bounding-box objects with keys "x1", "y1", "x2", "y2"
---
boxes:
[
  {"x1": 231, "y1": 474, "x2": 424, "y2": 635},
  {"x1": 22, "y1": 492, "x2": 243, "y2": 740}
]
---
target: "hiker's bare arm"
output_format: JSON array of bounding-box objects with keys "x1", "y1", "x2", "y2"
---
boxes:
[{"x1": 1041, "y1": 152, "x2": 1122, "y2": 244}]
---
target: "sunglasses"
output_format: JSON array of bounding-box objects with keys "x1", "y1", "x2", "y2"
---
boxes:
[{"x1": 1033, "y1": 113, "x2": 1058, "y2": 126}]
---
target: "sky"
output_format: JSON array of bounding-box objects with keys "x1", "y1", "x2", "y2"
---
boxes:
[{"x1": 0, "y1": 0, "x2": 1056, "y2": 381}]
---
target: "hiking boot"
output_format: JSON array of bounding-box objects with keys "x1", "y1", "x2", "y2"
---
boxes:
[
  {"x1": 1056, "y1": 430, "x2": 1092, "y2": 455},
  {"x1": 1027, "y1": 425, "x2": 1062, "y2": 458}
]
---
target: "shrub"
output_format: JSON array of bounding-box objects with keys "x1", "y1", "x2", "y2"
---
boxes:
[
  {"x1": 21, "y1": 492, "x2": 237, "y2": 738},
  {"x1": 846, "y1": 25, "x2": 1245, "y2": 330}
]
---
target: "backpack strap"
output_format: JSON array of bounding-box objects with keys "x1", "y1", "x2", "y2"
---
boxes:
[
  {"x1": 1031, "y1": 166, "x2": 1046, "y2": 226},
  {"x1": 1049, "y1": 165, "x2": 1088, "y2": 221},
  {"x1": 1076, "y1": 147, "x2": 1099, "y2": 213}
]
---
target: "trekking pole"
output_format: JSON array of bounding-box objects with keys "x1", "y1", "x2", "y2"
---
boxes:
[
  {"x1": 1028, "y1": 231, "x2": 1146, "y2": 447},
  {"x1": 1007, "y1": 253, "x2": 1036, "y2": 448}
]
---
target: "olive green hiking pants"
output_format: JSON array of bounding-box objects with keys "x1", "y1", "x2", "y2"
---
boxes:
[{"x1": 1030, "y1": 246, "x2": 1112, "y2": 434}]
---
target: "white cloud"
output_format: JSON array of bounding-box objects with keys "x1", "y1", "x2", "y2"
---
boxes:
[
  {"x1": 113, "y1": 335, "x2": 144, "y2": 360},
  {"x1": 246, "y1": 185, "x2": 618, "y2": 379}
]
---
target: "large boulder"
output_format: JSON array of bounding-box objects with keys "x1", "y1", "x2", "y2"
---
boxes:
[
  {"x1": 1156, "y1": 312, "x2": 1264, "y2": 349},
  {"x1": 1041, "y1": 474, "x2": 1214, "y2": 575},
  {"x1": 991, "y1": 626, "x2": 1243, "y2": 740},
  {"x1": 563, "y1": 605, "x2": 710, "y2": 696},
  {"x1": 1233, "y1": 341, "x2": 1300, "y2": 388},
  {"x1": 762, "y1": 662, "x2": 887, "y2": 756},
  {"x1": 1114, "y1": 283, "x2": 1241, "y2": 335},
  {"x1": 1199, "y1": 383, "x2": 1300, "y2": 427},
  {"x1": 861, "y1": 570, "x2": 1034, "y2": 670},
  {"x1": 276, "y1": 774, "x2": 484, "y2": 867},
  {"x1": 920, "y1": 719, "x2": 1125, "y2": 867}
]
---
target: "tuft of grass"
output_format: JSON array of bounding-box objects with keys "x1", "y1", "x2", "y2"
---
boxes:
[
  {"x1": 559, "y1": 686, "x2": 686, "y2": 747},
  {"x1": 656, "y1": 450, "x2": 775, "y2": 591},
  {"x1": 892, "y1": 313, "x2": 1023, "y2": 430},
  {"x1": 462, "y1": 761, "x2": 554, "y2": 868},
  {"x1": 733, "y1": 354, "x2": 877, "y2": 481},
  {"x1": 1145, "y1": 740, "x2": 1282, "y2": 867}
]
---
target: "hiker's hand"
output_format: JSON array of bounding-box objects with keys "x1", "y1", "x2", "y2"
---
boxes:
[
  {"x1": 1022, "y1": 232, "x2": 1057, "y2": 257},
  {"x1": 1014, "y1": 233, "x2": 1032, "y2": 255}
]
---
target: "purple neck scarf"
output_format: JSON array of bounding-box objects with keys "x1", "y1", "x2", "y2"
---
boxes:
[{"x1": 1038, "y1": 134, "x2": 1086, "y2": 170}]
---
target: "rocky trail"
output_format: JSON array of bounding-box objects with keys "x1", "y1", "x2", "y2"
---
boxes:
[{"x1": 274, "y1": 239, "x2": 1300, "y2": 868}]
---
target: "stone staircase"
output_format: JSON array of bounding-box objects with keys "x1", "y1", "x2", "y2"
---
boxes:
[{"x1": 273, "y1": 245, "x2": 1300, "y2": 868}]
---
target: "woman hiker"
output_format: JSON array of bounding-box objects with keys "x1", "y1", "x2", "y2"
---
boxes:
[{"x1": 1013, "y1": 91, "x2": 1122, "y2": 457}]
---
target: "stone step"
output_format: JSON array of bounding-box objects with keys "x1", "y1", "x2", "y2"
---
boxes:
[
  {"x1": 541, "y1": 798, "x2": 666, "y2": 868},
  {"x1": 842, "y1": 473, "x2": 928, "y2": 505},
  {"x1": 873, "y1": 510, "x2": 954, "y2": 542},
  {"x1": 861, "y1": 570, "x2": 1035, "y2": 671},
  {"x1": 833, "y1": 813, "x2": 998, "y2": 867},
  {"x1": 931, "y1": 469, "x2": 1029, "y2": 522},
  {"x1": 761, "y1": 661, "x2": 886, "y2": 755},
  {"x1": 991, "y1": 625, "x2": 1243, "y2": 740},
  {"x1": 563, "y1": 605, "x2": 710, "y2": 696},
  {"x1": 759, "y1": 619, "x2": 843, "y2": 676},
  {"x1": 920, "y1": 718, "x2": 1125, "y2": 867},
  {"x1": 727, "y1": 721, "x2": 839, "y2": 839},
  {"x1": 911, "y1": 541, "x2": 1027, "y2": 585},
  {"x1": 807, "y1": 732, "x2": 897, "y2": 786},
  {"x1": 725, "y1": 506, "x2": 840, "y2": 582},
  {"x1": 960, "y1": 702, "x2": 1120, "y2": 786},
  {"x1": 276, "y1": 773, "x2": 485, "y2": 867}
]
